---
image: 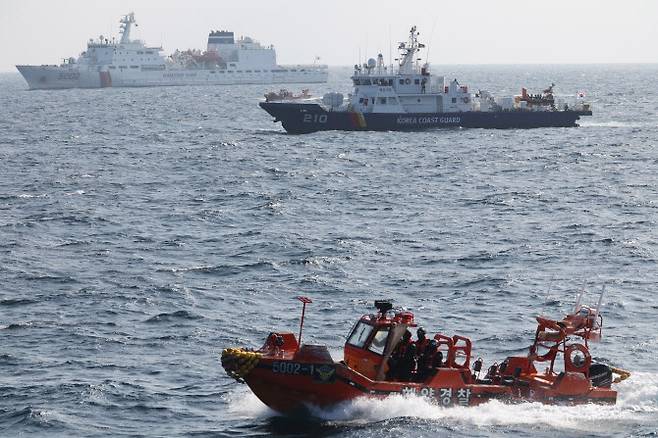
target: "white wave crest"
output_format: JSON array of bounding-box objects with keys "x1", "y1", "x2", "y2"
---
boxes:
[
  {"x1": 311, "y1": 371, "x2": 657, "y2": 433},
  {"x1": 225, "y1": 386, "x2": 277, "y2": 420}
]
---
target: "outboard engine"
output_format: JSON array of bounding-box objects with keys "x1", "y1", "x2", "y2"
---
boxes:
[{"x1": 589, "y1": 363, "x2": 613, "y2": 388}]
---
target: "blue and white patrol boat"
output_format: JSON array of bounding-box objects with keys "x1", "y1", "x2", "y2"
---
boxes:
[{"x1": 259, "y1": 26, "x2": 592, "y2": 133}]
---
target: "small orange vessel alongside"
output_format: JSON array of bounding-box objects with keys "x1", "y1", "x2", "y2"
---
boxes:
[{"x1": 221, "y1": 295, "x2": 630, "y2": 415}]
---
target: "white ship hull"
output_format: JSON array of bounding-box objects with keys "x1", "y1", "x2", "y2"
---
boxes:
[{"x1": 16, "y1": 64, "x2": 328, "y2": 90}]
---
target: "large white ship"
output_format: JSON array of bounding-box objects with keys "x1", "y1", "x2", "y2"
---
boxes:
[{"x1": 16, "y1": 13, "x2": 328, "y2": 90}]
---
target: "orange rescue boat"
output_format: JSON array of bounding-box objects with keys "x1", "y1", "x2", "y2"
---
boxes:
[{"x1": 221, "y1": 294, "x2": 630, "y2": 415}]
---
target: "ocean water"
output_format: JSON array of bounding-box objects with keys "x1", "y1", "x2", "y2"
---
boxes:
[{"x1": 1, "y1": 65, "x2": 657, "y2": 437}]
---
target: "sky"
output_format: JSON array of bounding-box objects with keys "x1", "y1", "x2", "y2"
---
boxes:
[{"x1": 2, "y1": 0, "x2": 658, "y2": 72}]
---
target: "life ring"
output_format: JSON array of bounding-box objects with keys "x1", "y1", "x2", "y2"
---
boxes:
[
  {"x1": 405, "y1": 78, "x2": 411, "y2": 85},
  {"x1": 564, "y1": 344, "x2": 591, "y2": 373}
]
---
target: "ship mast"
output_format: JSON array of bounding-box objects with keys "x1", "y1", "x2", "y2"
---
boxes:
[
  {"x1": 119, "y1": 12, "x2": 136, "y2": 44},
  {"x1": 398, "y1": 26, "x2": 425, "y2": 74}
]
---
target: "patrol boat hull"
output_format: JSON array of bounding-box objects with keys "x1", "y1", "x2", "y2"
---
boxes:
[
  {"x1": 16, "y1": 65, "x2": 106, "y2": 89},
  {"x1": 17, "y1": 65, "x2": 328, "y2": 91},
  {"x1": 260, "y1": 102, "x2": 590, "y2": 134}
]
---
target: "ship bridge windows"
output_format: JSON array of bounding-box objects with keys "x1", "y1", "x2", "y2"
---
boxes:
[
  {"x1": 367, "y1": 327, "x2": 390, "y2": 355},
  {"x1": 378, "y1": 97, "x2": 387, "y2": 104},
  {"x1": 130, "y1": 65, "x2": 139, "y2": 69},
  {"x1": 347, "y1": 322, "x2": 374, "y2": 348}
]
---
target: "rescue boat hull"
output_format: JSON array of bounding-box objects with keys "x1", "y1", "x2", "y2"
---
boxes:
[
  {"x1": 259, "y1": 102, "x2": 589, "y2": 134},
  {"x1": 238, "y1": 356, "x2": 514, "y2": 414},
  {"x1": 222, "y1": 298, "x2": 625, "y2": 416},
  {"x1": 222, "y1": 345, "x2": 616, "y2": 416}
]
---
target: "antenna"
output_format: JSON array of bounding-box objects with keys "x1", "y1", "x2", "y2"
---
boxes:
[
  {"x1": 592, "y1": 284, "x2": 605, "y2": 327},
  {"x1": 296, "y1": 296, "x2": 313, "y2": 350},
  {"x1": 545, "y1": 277, "x2": 553, "y2": 302},
  {"x1": 388, "y1": 24, "x2": 392, "y2": 71},
  {"x1": 540, "y1": 275, "x2": 555, "y2": 316},
  {"x1": 573, "y1": 286, "x2": 584, "y2": 313},
  {"x1": 425, "y1": 19, "x2": 438, "y2": 65}
]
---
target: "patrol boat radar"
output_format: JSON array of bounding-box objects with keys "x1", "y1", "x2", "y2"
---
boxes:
[{"x1": 259, "y1": 26, "x2": 592, "y2": 133}]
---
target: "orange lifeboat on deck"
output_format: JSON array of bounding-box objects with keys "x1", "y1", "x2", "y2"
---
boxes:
[{"x1": 221, "y1": 294, "x2": 629, "y2": 415}]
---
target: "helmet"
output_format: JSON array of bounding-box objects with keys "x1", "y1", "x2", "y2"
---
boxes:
[{"x1": 417, "y1": 327, "x2": 426, "y2": 337}]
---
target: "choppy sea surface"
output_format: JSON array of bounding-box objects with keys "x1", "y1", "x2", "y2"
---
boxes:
[{"x1": 1, "y1": 65, "x2": 658, "y2": 437}]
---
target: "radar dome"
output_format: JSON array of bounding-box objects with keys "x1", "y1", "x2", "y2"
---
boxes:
[{"x1": 367, "y1": 58, "x2": 377, "y2": 68}]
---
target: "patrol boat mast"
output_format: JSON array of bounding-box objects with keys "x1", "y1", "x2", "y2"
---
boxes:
[
  {"x1": 119, "y1": 13, "x2": 136, "y2": 44},
  {"x1": 397, "y1": 26, "x2": 424, "y2": 74}
]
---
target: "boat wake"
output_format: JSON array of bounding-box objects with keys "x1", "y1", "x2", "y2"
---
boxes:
[
  {"x1": 579, "y1": 121, "x2": 648, "y2": 128},
  {"x1": 228, "y1": 372, "x2": 658, "y2": 433},
  {"x1": 225, "y1": 387, "x2": 277, "y2": 420}
]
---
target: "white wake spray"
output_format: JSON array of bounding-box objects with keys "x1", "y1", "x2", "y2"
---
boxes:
[{"x1": 227, "y1": 371, "x2": 658, "y2": 433}]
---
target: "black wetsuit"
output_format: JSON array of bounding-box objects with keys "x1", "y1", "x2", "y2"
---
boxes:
[
  {"x1": 397, "y1": 343, "x2": 417, "y2": 381},
  {"x1": 416, "y1": 345, "x2": 438, "y2": 382}
]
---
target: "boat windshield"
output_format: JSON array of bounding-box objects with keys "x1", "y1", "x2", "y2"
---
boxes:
[
  {"x1": 347, "y1": 322, "x2": 374, "y2": 348},
  {"x1": 367, "y1": 328, "x2": 390, "y2": 355}
]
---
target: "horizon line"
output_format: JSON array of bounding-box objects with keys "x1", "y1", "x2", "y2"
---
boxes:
[{"x1": 3, "y1": 61, "x2": 658, "y2": 74}]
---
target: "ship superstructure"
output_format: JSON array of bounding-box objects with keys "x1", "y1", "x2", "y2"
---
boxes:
[
  {"x1": 16, "y1": 13, "x2": 327, "y2": 90},
  {"x1": 260, "y1": 26, "x2": 591, "y2": 133}
]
